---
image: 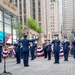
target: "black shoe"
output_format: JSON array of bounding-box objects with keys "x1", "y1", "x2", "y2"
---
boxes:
[
  {"x1": 54, "y1": 62, "x2": 59, "y2": 64},
  {"x1": 48, "y1": 59, "x2": 51, "y2": 60},
  {"x1": 25, "y1": 65, "x2": 29, "y2": 67},
  {"x1": 31, "y1": 59, "x2": 34, "y2": 60},
  {"x1": 64, "y1": 60, "x2": 68, "y2": 61}
]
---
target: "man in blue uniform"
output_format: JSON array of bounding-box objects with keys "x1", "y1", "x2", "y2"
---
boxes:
[
  {"x1": 71, "y1": 38, "x2": 75, "y2": 59},
  {"x1": 14, "y1": 40, "x2": 21, "y2": 64},
  {"x1": 62, "y1": 36, "x2": 70, "y2": 61},
  {"x1": 21, "y1": 33, "x2": 38, "y2": 67},
  {"x1": 52, "y1": 34, "x2": 60, "y2": 64},
  {"x1": 30, "y1": 42, "x2": 37, "y2": 60},
  {"x1": 0, "y1": 40, "x2": 2, "y2": 63},
  {"x1": 46, "y1": 40, "x2": 52, "y2": 60}
]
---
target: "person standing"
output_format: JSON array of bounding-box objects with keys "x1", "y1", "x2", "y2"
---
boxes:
[
  {"x1": 20, "y1": 33, "x2": 38, "y2": 67},
  {"x1": 62, "y1": 36, "x2": 70, "y2": 61},
  {"x1": 0, "y1": 40, "x2": 2, "y2": 63},
  {"x1": 30, "y1": 42, "x2": 37, "y2": 60},
  {"x1": 52, "y1": 34, "x2": 60, "y2": 64},
  {"x1": 46, "y1": 40, "x2": 52, "y2": 60},
  {"x1": 14, "y1": 40, "x2": 21, "y2": 64}
]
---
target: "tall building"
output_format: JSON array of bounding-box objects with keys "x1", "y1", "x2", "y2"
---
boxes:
[
  {"x1": 62, "y1": 0, "x2": 75, "y2": 40},
  {"x1": 0, "y1": 0, "x2": 18, "y2": 43},
  {"x1": 16, "y1": 0, "x2": 51, "y2": 40},
  {"x1": 50, "y1": 0, "x2": 60, "y2": 39}
]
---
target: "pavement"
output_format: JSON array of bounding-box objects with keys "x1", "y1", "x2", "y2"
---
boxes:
[{"x1": 0, "y1": 56, "x2": 75, "y2": 75}]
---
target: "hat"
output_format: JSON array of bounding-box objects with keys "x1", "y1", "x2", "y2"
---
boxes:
[
  {"x1": 23, "y1": 33, "x2": 27, "y2": 37},
  {"x1": 64, "y1": 35, "x2": 67, "y2": 38},
  {"x1": 54, "y1": 34, "x2": 59, "y2": 36}
]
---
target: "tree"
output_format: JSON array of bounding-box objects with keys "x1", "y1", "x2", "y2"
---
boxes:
[
  {"x1": 12, "y1": 22, "x2": 24, "y2": 38},
  {"x1": 25, "y1": 18, "x2": 41, "y2": 33}
]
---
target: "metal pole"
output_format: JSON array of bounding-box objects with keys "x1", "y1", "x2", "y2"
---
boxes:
[
  {"x1": 11, "y1": 14, "x2": 13, "y2": 45},
  {"x1": 3, "y1": 8, "x2": 5, "y2": 44},
  {"x1": 4, "y1": 58, "x2": 6, "y2": 73}
]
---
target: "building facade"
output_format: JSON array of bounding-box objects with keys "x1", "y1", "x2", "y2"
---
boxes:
[
  {"x1": 16, "y1": 0, "x2": 51, "y2": 41},
  {"x1": 0, "y1": 0, "x2": 18, "y2": 43},
  {"x1": 50, "y1": 0, "x2": 60, "y2": 39},
  {"x1": 62, "y1": 0, "x2": 75, "y2": 40}
]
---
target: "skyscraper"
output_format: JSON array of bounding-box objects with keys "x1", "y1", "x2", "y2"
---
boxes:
[
  {"x1": 50, "y1": 0, "x2": 60, "y2": 39},
  {"x1": 62, "y1": 0, "x2": 75, "y2": 40}
]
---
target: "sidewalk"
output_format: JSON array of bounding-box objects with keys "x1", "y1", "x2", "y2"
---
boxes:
[{"x1": 0, "y1": 57, "x2": 75, "y2": 75}]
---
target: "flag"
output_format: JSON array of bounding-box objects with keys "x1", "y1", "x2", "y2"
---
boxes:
[
  {"x1": 36, "y1": 45, "x2": 44, "y2": 57},
  {"x1": 2, "y1": 48, "x2": 8, "y2": 58},
  {"x1": 12, "y1": 49, "x2": 16, "y2": 56},
  {"x1": 60, "y1": 47, "x2": 64, "y2": 57}
]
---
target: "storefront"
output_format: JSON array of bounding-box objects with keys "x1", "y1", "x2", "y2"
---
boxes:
[{"x1": 0, "y1": 6, "x2": 18, "y2": 44}]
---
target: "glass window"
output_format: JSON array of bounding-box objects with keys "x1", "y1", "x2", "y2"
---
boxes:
[
  {"x1": 0, "y1": 10, "x2": 3, "y2": 21},
  {"x1": 5, "y1": 23, "x2": 11, "y2": 34},
  {"x1": 0, "y1": 22, "x2": 3, "y2": 32},
  {"x1": 4, "y1": 13, "x2": 11, "y2": 25}
]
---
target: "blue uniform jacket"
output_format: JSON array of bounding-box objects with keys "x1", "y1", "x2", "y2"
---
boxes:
[
  {"x1": 46, "y1": 44, "x2": 52, "y2": 51},
  {"x1": 21, "y1": 39, "x2": 37, "y2": 52},
  {"x1": 14, "y1": 43, "x2": 21, "y2": 53},
  {"x1": 0, "y1": 43, "x2": 2, "y2": 53},
  {"x1": 30, "y1": 43, "x2": 37, "y2": 51},
  {"x1": 52, "y1": 39, "x2": 60, "y2": 51},
  {"x1": 72, "y1": 40, "x2": 75, "y2": 50},
  {"x1": 62, "y1": 41, "x2": 70, "y2": 52}
]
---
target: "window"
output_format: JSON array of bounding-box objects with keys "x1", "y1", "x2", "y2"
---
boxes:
[{"x1": 0, "y1": 10, "x2": 3, "y2": 21}]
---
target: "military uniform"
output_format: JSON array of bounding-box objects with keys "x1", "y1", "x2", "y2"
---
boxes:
[
  {"x1": 71, "y1": 39, "x2": 75, "y2": 58},
  {"x1": 46, "y1": 41, "x2": 52, "y2": 60},
  {"x1": 62, "y1": 36, "x2": 70, "y2": 61},
  {"x1": 52, "y1": 34, "x2": 60, "y2": 64},
  {"x1": 30, "y1": 42, "x2": 37, "y2": 60},
  {"x1": 14, "y1": 41, "x2": 21, "y2": 64},
  {"x1": 0, "y1": 40, "x2": 2, "y2": 63},
  {"x1": 20, "y1": 34, "x2": 38, "y2": 67}
]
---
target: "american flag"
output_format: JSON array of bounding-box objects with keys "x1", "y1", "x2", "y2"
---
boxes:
[
  {"x1": 12, "y1": 49, "x2": 16, "y2": 56},
  {"x1": 2, "y1": 48, "x2": 8, "y2": 58},
  {"x1": 36, "y1": 45, "x2": 44, "y2": 57}
]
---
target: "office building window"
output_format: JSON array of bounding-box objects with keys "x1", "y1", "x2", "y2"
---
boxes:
[
  {"x1": 38, "y1": 0, "x2": 41, "y2": 21},
  {"x1": 24, "y1": 0, "x2": 26, "y2": 14}
]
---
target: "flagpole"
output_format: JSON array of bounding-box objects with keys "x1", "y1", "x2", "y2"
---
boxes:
[{"x1": 4, "y1": 58, "x2": 6, "y2": 73}]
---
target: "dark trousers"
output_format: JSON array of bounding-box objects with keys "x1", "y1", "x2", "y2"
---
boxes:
[
  {"x1": 64, "y1": 50, "x2": 69, "y2": 61},
  {"x1": 73, "y1": 50, "x2": 75, "y2": 58},
  {"x1": 23, "y1": 52, "x2": 29, "y2": 66},
  {"x1": 31, "y1": 50, "x2": 34, "y2": 60},
  {"x1": 54, "y1": 50, "x2": 59, "y2": 63},
  {"x1": 16, "y1": 52, "x2": 21, "y2": 63},
  {"x1": 44, "y1": 48, "x2": 47, "y2": 58},
  {"x1": 47, "y1": 50, "x2": 51, "y2": 60},
  {"x1": 0, "y1": 53, "x2": 2, "y2": 63}
]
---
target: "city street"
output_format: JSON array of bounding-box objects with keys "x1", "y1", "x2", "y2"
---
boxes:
[{"x1": 0, "y1": 57, "x2": 75, "y2": 75}]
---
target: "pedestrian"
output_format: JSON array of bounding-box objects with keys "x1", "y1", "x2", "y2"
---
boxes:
[
  {"x1": 52, "y1": 34, "x2": 60, "y2": 64},
  {"x1": 43, "y1": 40, "x2": 47, "y2": 58},
  {"x1": 20, "y1": 33, "x2": 38, "y2": 67},
  {"x1": 46, "y1": 40, "x2": 52, "y2": 60},
  {"x1": 0, "y1": 40, "x2": 2, "y2": 63},
  {"x1": 62, "y1": 36, "x2": 70, "y2": 61}
]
